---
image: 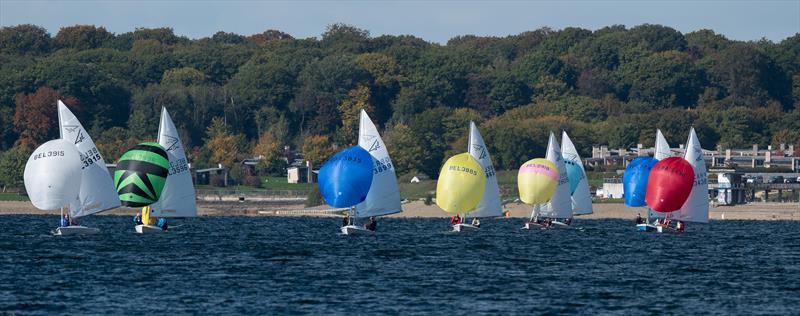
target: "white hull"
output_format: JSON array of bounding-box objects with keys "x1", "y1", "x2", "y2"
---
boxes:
[
  {"x1": 522, "y1": 222, "x2": 543, "y2": 230},
  {"x1": 551, "y1": 220, "x2": 571, "y2": 228},
  {"x1": 452, "y1": 223, "x2": 479, "y2": 232},
  {"x1": 53, "y1": 226, "x2": 99, "y2": 236},
  {"x1": 341, "y1": 225, "x2": 374, "y2": 235},
  {"x1": 135, "y1": 224, "x2": 166, "y2": 234}
]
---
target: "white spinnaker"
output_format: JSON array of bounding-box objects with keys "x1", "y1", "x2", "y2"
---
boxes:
[
  {"x1": 468, "y1": 121, "x2": 503, "y2": 218},
  {"x1": 675, "y1": 128, "x2": 709, "y2": 223},
  {"x1": 150, "y1": 108, "x2": 197, "y2": 218},
  {"x1": 24, "y1": 139, "x2": 82, "y2": 210},
  {"x1": 561, "y1": 131, "x2": 592, "y2": 215},
  {"x1": 655, "y1": 129, "x2": 672, "y2": 160},
  {"x1": 541, "y1": 132, "x2": 573, "y2": 219},
  {"x1": 58, "y1": 101, "x2": 121, "y2": 218},
  {"x1": 354, "y1": 110, "x2": 402, "y2": 217}
]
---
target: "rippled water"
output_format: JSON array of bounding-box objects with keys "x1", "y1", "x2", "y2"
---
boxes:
[{"x1": 1, "y1": 215, "x2": 799, "y2": 315}]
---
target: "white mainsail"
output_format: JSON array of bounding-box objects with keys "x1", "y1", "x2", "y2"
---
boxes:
[
  {"x1": 354, "y1": 110, "x2": 402, "y2": 217},
  {"x1": 468, "y1": 121, "x2": 503, "y2": 218},
  {"x1": 540, "y1": 132, "x2": 573, "y2": 219},
  {"x1": 561, "y1": 131, "x2": 592, "y2": 215},
  {"x1": 675, "y1": 127, "x2": 709, "y2": 223},
  {"x1": 57, "y1": 100, "x2": 121, "y2": 218},
  {"x1": 150, "y1": 108, "x2": 197, "y2": 217},
  {"x1": 23, "y1": 139, "x2": 83, "y2": 210},
  {"x1": 654, "y1": 129, "x2": 672, "y2": 160}
]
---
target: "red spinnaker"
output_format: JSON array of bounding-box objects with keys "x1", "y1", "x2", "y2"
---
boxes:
[{"x1": 645, "y1": 157, "x2": 695, "y2": 213}]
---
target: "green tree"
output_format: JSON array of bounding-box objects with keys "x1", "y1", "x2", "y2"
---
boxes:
[
  {"x1": 161, "y1": 67, "x2": 206, "y2": 86},
  {"x1": 0, "y1": 145, "x2": 31, "y2": 189},
  {"x1": 53, "y1": 25, "x2": 114, "y2": 50},
  {"x1": 0, "y1": 24, "x2": 51, "y2": 55}
]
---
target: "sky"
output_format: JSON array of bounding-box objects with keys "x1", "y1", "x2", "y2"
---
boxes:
[{"x1": 1, "y1": 0, "x2": 798, "y2": 43}]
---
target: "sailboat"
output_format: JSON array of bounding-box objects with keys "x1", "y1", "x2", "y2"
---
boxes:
[
  {"x1": 644, "y1": 156, "x2": 695, "y2": 233},
  {"x1": 538, "y1": 132, "x2": 573, "y2": 228},
  {"x1": 53, "y1": 101, "x2": 121, "y2": 235},
  {"x1": 672, "y1": 127, "x2": 709, "y2": 228},
  {"x1": 635, "y1": 129, "x2": 674, "y2": 230},
  {"x1": 560, "y1": 131, "x2": 592, "y2": 217},
  {"x1": 343, "y1": 110, "x2": 402, "y2": 235},
  {"x1": 319, "y1": 145, "x2": 374, "y2": 234},
  {"x1": 518, "y1": 158, "x2": 558, "y2": 230},
  {"x1": 140, "y1": 108, "x2": 198, "y2": 233},
  {"x1": 23, "y1": 139, "x2": 83, "y2": 233},
  {"x1": 436, "y1": 153, "x2": 486, "y2": 232},
  {"x1": 464, "y1": 121, "x2": 503, "y2": 225}
]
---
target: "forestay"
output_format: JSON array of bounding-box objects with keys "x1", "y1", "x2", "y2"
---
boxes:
[
  {"x1": 150, "y1": 108, "x2": 197, "y2": 218},
  {"x1": 540, "y1": 133, "x2": 573, "y2": 219},
  {"x1": 58, "y1": 101, "x2": 120, "y2": 218},
  {"x1": 561, "y1": 131, "x2": 592, "y2": 215},
  {"x1": 675, "y1": 128, "x2": 709, "y2": 223},
  {"x1": 354, "y1": 110, "x2": 402, "y2": 217},
  {"x1": 467, "y1": 121, "x2": 503, "y2": 218}
]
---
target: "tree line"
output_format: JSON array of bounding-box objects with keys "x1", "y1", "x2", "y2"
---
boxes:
[{"x1": 0, "y1": 23, "x2": 798, "y2": 188}]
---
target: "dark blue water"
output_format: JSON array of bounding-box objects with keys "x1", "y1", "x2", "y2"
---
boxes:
[{"x1": 1, "y1": 215, "x2": 799, "y2": 315}]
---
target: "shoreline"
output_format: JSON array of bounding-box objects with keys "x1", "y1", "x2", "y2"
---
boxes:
[{"x1": 0, "y1": 200, "x2": 798, "y2": 220}]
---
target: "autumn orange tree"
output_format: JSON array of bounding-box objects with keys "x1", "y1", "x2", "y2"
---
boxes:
[
  {"x1": 13, "y1": 86, "x2": 79, "y2": 148},
  {"x1": 302, "y1": 135, "x2": 336, "y2": 166},
  {"x1": 203, "y1": 117, "x2": 248, "y2": 170}
]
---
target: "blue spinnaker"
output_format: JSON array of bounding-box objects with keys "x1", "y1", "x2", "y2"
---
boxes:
[
  {"x1": 623, "y1": 157, "x2": 658, "y2": 207},
  {"x1": 318, "y1": 146, "x2": 374, "y2": 208}
]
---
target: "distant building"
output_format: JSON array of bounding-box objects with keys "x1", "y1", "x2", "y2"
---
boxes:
[
  {"x1": 287, "y1": 160, "x2": 317, "y2": 184},
  {"x1": 586, "y1": 143, "x2": 798, "y2": 171},
  {"x1": 196, "y1": 164, "x2": 228, "y2": 186}
]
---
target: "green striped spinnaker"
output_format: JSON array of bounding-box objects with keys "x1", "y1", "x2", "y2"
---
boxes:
[{"x1": 114, "y1": 142, "x2": 169, "y2": 207}]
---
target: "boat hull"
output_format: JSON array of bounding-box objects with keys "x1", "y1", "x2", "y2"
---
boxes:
[
  {"x1": 522, "y1": 222, "x2": 543, "y2": 230},
  {"x1": 452, "y1": 223, "x2": 479, "y2": 232},
  {"x1": 135, "y1": 224, "x2": 166, "y2": 234},
  {"x1": 637, "y1": 223, "x2": 657, "y2": 232},
  {"x1": 53, "y1": 226, "x2": 99, "y2": 236},
  {"x1": 551, "y1": 221, "x2": 571, "y2": 229},
  {"x1": 341, "y1": 225, "x2": 374, "y2": 235}
]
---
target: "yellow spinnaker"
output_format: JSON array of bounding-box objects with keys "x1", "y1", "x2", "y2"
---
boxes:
[
  {"x1": 436, "y1": 153, "x2": 486, "y2": 214},
  {"x1": 518, "y1": 158, "x2": 559, "y2": 204}
]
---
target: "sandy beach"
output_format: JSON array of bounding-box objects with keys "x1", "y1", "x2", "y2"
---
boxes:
[{"x1": 1, "y1": 200, "x2": 798, "y2": 220}]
